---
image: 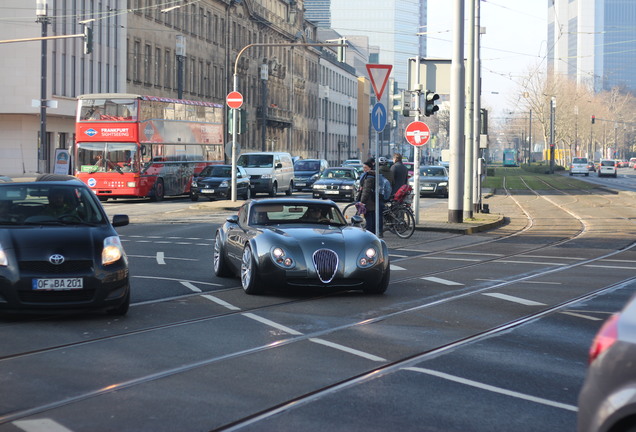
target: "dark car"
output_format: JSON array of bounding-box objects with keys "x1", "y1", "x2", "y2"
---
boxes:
[
  {"x1": 213, "y1": 199, "x2": 390, "y2": 295},
  {"x1": 0, "y1": 177, "x2": 130, "y2": 315},
  {"x1": 190, "y1": 164, "x2": 251, "y2": 201},
  {"x1": 293, "y1": 159, "x2": 328, "y2": 192},
  {"x1": 312, "y1": 167, "x2": 360, "y2": 202},
  {"x1": 409, "y1": 165, "x2": 449, "y2": 197},
  {"x1": 578, "y1": 293, "x2": 636, "y2": 432}
]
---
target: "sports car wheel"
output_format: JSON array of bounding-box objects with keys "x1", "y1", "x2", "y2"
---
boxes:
[
  {"x1": 241, "y1": 245, "x2": 264, "y2": 294},
  {"x1": 213, "y1": 232, "x2": 232, "y2": 277},
  {"x1": 364, "y1": 266, "x2": 390, "y2": 294}
]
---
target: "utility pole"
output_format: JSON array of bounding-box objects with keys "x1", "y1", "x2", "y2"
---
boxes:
[
  {"x1": 449, "y1": 0, "x2": 465, "y2": 223},
  {"x1": 36, "y1": 0, "x2": 50, "y2": 174},
  {"x1": 463, "y1": 0, "x2": 475, "y2": 220}
]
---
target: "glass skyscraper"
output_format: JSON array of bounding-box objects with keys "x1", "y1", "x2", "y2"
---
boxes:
[
  {"x1": 548, "y1": 0, "x2": 636, "y2": 93},
  {"x1": 305, "y1": 0, "x2": 426, "y2": 89}
]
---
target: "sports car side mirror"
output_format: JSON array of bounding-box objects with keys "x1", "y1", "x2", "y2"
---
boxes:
[
  {"x1": 226, "y1": 215, "x2": 239, "y2": 224},
  {"x1": 112, "y1": 214, "x2": 129, "y2": 227},
  {"x1": 351, "y1": 215, "x2": 364, "y2": 225}
]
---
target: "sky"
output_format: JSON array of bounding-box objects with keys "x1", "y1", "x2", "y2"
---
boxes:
[{"x1": 426, "y1": 0, "x2": 547, "y2": 118}]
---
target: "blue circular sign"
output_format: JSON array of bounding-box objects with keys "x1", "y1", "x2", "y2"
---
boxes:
[{"x1": 372, "y1": 103, "x2": 387, "y2": 132}]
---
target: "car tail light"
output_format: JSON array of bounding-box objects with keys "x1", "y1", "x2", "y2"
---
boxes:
[{"x1": 588, "y1": 313, "x2": 619, "y2": 364}]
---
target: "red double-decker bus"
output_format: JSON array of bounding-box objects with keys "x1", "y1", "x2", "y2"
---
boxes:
[{"x1": 74, "y1": 93, "x2": 224, "y2": 201}]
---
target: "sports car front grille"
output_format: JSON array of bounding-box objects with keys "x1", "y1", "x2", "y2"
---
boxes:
[{"x1": 312, "y1": 249, "x2": 338, "y2": 283}]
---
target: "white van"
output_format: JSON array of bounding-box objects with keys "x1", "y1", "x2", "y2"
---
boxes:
[{"x1": 237, "y1": 152, "x2": 294, "y2": 196}]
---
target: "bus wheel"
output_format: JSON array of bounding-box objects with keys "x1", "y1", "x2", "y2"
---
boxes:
[{"x1": 151, "y1": 179, "x2": 165, "y2": 202}]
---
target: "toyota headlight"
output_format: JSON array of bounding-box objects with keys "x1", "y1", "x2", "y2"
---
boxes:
[
  {"x1": 220, "y1": 180, "x2": 229, "y2": 188},
  {"x1": 102, "y1": 236, "x2": 125, "y2": 265}
]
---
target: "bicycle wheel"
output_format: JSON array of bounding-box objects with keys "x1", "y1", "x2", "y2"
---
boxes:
[
  {"x1": 342, "y1": 203, "x2": 366, "y2": 228},
  {"x1": 391, "y1": 206, "x2": 415, "y2": 239}
]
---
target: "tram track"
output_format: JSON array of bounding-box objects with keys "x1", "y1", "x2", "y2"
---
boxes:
[{"x1": 2, "y1": 186, "x2": 635, "y2": 428}]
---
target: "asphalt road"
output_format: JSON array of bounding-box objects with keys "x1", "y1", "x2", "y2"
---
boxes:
[{"x1": 1, "y1": 185, "x2": 636, "y2": 432}]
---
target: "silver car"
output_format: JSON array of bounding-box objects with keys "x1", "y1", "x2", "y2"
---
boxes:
[{"x1": 577, "y1": 293, "x2": 636, "y2": 432}]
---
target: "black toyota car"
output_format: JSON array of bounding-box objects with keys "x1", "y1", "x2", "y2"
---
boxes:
[{"x1": 0, "y1": 176, "x2": 130, "y2": 315}]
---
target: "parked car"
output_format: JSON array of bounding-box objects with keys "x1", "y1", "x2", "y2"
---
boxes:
[
  {"x1": 190, "y1": 164, "x2": 251, "y2": 201},
  {"x1": 213, "y1": 198, "x2": 390, "y2": 295},
  {"x1": 342, "y1": 159, "x2": 362, "y2": 166},
  {"x1": 0, "y1": 176, "x2": 130, "y2": 315},
  {"x1": 570, "y1": 157, "x2": 590, "y2": 176},
  {"x1": 617, "y1": 159, "x2": 629, "y2": 168},
  {"x1": 629, "y1": 157, "x2": 636, "y2": 168},
  {"x1": 578, "y1": 293, "x2": 636, "y2": 432},
  {"x1": 403, "y1": 162, "x2": 415, "y2": 178},
  {"x1": 409, "y1": 165, "x2": 449, "y2": 197},
  {"x1": 293, "y1": 159, "x2": 329, "y2": 192},
  {"x1": 312, "y1": 166, "x2": 360, "y2": 202},
  {"x1": 598, "y1": 159, "x2": 618, "y2": 178}
]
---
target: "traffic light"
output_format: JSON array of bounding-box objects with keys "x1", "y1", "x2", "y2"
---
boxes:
[
  {"x1": 392, "y1": 90, "x2": 415, "y2": 117},
  {"x1": 337, "y1": 37, "x2": 347, "y2": 62},
  {"x1": 424, "y1": 91, "x2": 440, "y2": 116},
  {"x1": 480, "y1": 108, "x2": 488, "y2": 134},
  {"x1": 591, "y1": 115, "x2": 595, "y2": 124},
  {"x1": 83, "y1": 25, "x2": 93, "y2": 55}
]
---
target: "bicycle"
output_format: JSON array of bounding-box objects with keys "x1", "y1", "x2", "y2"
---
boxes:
[{"x1": 342, "y1": 189, "x2": 415, "y2": 239}]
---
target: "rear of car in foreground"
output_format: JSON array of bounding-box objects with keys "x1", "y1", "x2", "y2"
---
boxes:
[
  {"x1": 598, "y1": 159, "x2": 618, "y2": 178},
  {"x1": 570, "y1": 157, "x2": 590, "y2": 176},
  {"x1": 0, "y1": 176, "x2": 130, "y2": 315},
  {"x1": 578, "y1": 294, "x2": 636, "y2": 432}
]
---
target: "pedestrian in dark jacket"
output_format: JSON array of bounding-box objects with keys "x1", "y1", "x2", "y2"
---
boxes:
[
  {"x1": 357, "y1": 160, "x2": 381, "y2": 235},
  {"x1": 390, "y1": 152, "x2": 409, "y2": 195}
]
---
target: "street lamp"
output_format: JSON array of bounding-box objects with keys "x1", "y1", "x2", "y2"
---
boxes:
[
  {"x1": 175, "y1": 35, "x2": 186, "y2": 99},
  {"x1": 36, "y1": 0, "x2": 50, "y2": 173}
]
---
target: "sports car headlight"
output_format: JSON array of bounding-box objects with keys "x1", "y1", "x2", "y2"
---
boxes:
[
  {"x1": 220, "y1": 180, "x2": 228, "y2": 188},
  {"x1": 358, "y1": 247, "x2": 378, "y2": 268},
  {"x1": 102, "y1": 236, "x2": 125, "y2": 266},
  {"x1": 439, "y1": 182, "x2": 448, "y2": 187},
  {"x1": 271, "y1": 246, "x2": 295, "y2": 269},
  {"x1": 0, "y1": 243, "x2": 7, "y2": 267}
]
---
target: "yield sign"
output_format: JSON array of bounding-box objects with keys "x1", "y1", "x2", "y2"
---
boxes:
[
  {"x1": 366, "y1": 64, "x2": 392, "y2": 100},
  {"x1": 405, "y1": 121, "x2": 431, "y2": 147},
  {"x1": 226, "y1": 91, "x2": 243, "y2": 109}
]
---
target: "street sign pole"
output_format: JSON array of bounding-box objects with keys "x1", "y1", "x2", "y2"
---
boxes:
[
  {"x1": 231, "y1": 75, "x2": 238, "y2": 202},
  {"x1": 413, "y1": 56, "x2": 421, "y2": 224}
]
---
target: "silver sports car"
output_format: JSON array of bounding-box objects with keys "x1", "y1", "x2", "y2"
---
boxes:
[{"x1": 213, "y1": 198, "x2": 390, "y2": 295}]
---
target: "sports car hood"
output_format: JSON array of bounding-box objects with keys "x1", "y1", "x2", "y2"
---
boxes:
[
  {"x1": 0, "y1": 226, "x2": 109, "y2": 262},
  {"x1": 261, "y1": 226, "x2": 378, "y2": 252}
]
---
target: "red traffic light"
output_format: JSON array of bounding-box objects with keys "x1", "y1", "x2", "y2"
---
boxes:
[{"x1": 592, "y1": 115, "x2": 596, "y2": 124}]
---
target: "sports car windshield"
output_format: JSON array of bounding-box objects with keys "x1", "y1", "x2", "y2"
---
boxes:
[{"x1": 250, "y1": 203, "x2": 346, "y2": 226}]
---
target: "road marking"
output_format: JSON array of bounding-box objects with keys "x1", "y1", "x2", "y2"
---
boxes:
[
  {"x1": 561, "y1": 311, "x2": 602, "y2": 321},
  {"x1": 447, "y1": 252, "x2": 503, "y2": 256},
  {"x1": 475, "y1": 278, "x2": 562, "y2": 285},
  {"x1": 13, "y1": 419, "x2": 74, "y2": 432},
  {"x1": 421, "y1": 277, "x2": 463, "y2": 286},
  {"x1": 390, "y1": 264, "x2": 406, "y2": 271},
  {"x1": 498, "y1": 260, "x2": 566, "y2": 266},
  {"x1": 389, "y1": 253, "x2": 409, "y2": 258},
  {"x1": 180, "y1": 281, "x2": 202, "y2": 293},
  {"x1": 128, "y1": 254, "x2": 198, "y2": 261},
  {"x1": 309, "y1": 338, "x2": 387, "y2": 362},
  {"x1": 584, "y1": 264, "x2": 636, "y2": 270},
  {"x1": 242, "y1": 312, "x2": 304, "y2": 335},
  {"x1": 201, "y1": 294, "x2": 241, "y2": 311},
  {"x1": 156, "y1": 252, "x2": 165, "y2": 265},
  {"x1": 482, "y1": 293, "x2": 545, "y2": 306},
  {"x1": 521, "y1": 255, "x2": 584, "y2": 260},
  {"x1": 424, "y1": 256, "x2": 482, "y2": 262},
  {"x1": 132, "y1": 275, "x2": 223, "y2": 286},
  {"x1": 404, "y1": 367, "x2": 577, "y2": 412}
]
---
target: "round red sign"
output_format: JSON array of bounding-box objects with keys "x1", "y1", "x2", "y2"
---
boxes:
[
  {"x1": 404, "y1": 121, "x2": 431, "y2": 146},
  {"x1": 226, "y1": 91, "x2": 243, "y2": 109}
]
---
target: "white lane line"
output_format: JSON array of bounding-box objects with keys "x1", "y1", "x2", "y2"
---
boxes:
[
  {"x1": 498, "y1": 260, "x2": 566, "y2": 266},
  {"x1": 584, "y1": 264, "x2": 636, "y2": 270},
  {"x1": 482, "y1": 293, "x2": 546, "y2": 306},
  {"x1": 421, "y1": 277, "x2": 464, "y2": 286},
  {"x1": 561, "y1": 311, "x2": 602, "y2": 321},
  {"x1": 309, "y1": 338, "x2": 387, "y2": 362},
  {"x1": 447, "y1": 252, "x2": 503, "y2": 256},
  {"x1": 521, "y1": 255, "x2": 585, "y2": 261},
  {"x1": 132, "y1": 275, "x2": 223, "y2": 286},
  {"x1": 201, "y1": 294, "x2": 241, "y2": 311},
  {"x1": 128, "y1": 255, "x2": 198, "y2": 261},
  {"x1": 13, "y1": 419, "x2": 74, "y2": 432},
  {"x1": 475, "y1": 278, "x2": 562, "y2": 285},
  {"x1": 424, "y1": 257, "x2": 482, "y2": 262},
  {"x1": 389, "y1": 253, "x2": 409, "y2": 258},
  {"x1": 180, "y1": 281, "x2": 202, "y2": 293},
  {"x1": 156, "y1": 252, "x2": 165, "y2": 265},
  {"x1": 242, "y1": 313, "x2": 304, "y2": 335},
  {"x1": 601, "y1": 259, "x2": 636, "y2": 263},
  {"x1": 404, "y1": 367, "x2": 578, "y2": 412},
  {"x1": 390, "y1": 264, "x2": 406, "y2": 271}
]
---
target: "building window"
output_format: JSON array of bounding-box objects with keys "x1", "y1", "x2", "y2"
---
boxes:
[
  {"x1": 155, "y1": 47, "x2": 161, "y2": 86},
  {"x1": 144, "y1": 43, "x2": 152, "y2": 84},
  {"x1": 164, "y1": 49, "x2": 172, "y2": 88}
]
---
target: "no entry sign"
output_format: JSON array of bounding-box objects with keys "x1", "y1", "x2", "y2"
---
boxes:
[{"x1": 226, "y1": 91, "x2": 243, "y2": 109}]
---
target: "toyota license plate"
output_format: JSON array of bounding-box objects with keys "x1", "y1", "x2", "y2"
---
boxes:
[{"x1": 32, "y1": 278, "x2": 83, "y2": 290}]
